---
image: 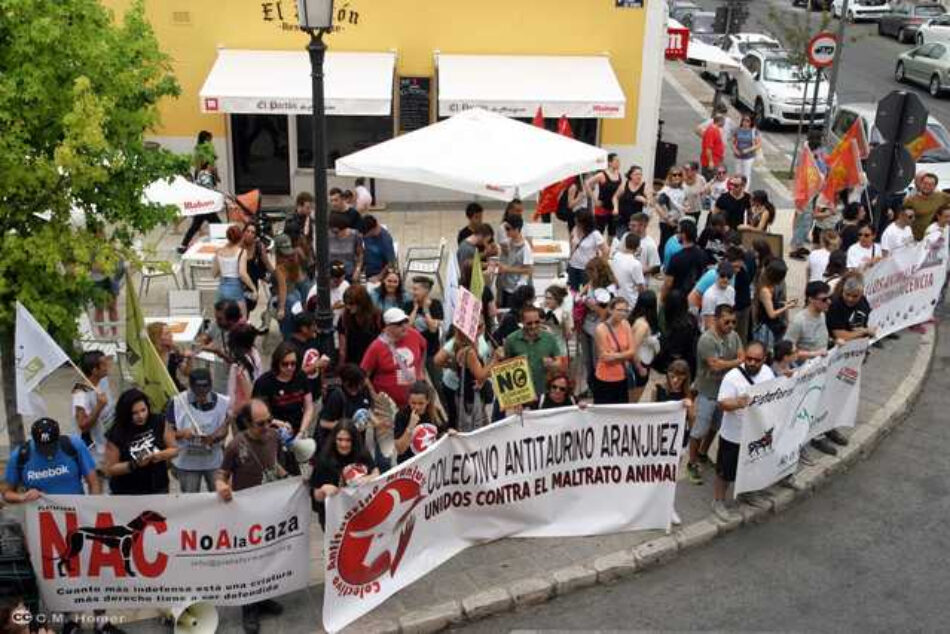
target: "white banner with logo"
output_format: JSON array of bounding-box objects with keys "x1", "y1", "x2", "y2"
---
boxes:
[
  {"x1": 24, "y1": 479, "x2": 311, "y2": 612},
  {"x1": 735, "y1": 339, "x2": 868, "y2": 495},
  {"x1": 323, "y1": 403, "x2": 685, "y2": 632},
  {"x1": 866, "y1": 239, "x2": 948, "y2": 340}
]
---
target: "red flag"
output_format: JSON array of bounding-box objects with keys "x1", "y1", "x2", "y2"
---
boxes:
[
  {"x1": 533, "y1": 106, "x2": 544, "y2": 128},
  {"x1": 536, "y1": 116, "x2": 575, "y2": 219},
  {"x1": 840, "y1": 119, "x2": 869, "y2": 160},
  {"x1": 819, "y1": 139, "x2": 863, "y2": 204},
  {"x1": 906, "y1": 128, "x2": 942, "y2": 160},
  {"x1": 793, "y1": 144, "x2": 824, "y2": 210}
]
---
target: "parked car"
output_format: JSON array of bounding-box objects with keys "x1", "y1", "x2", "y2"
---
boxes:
[
  {"x1": 878, "y1": 2, "x2": 946, "y2": 43},
  {"x1": 670, "y1": 2, "x2": 702, "y2": 24},
  {"x1": 720, "y1": 33, "x2": 783, "y2": 63},
  {"x1": 896, "y1": 42, "x2": 950, "y2": 96},
  {"x1": 833, "y1": 0, "x2": 890, "y2": 22},
  {"x1": 828, "y1": 102, "x2": 950, "y2": 189},
  {"x1": 915, "y1": 14, "x2": 950, "y2": 46},
  {"x1": 682, "y1": 11, "x2": 720, "y2": 44},
  {"x1": 728, "y1": 50, "x2": 833, "y2": 128}
]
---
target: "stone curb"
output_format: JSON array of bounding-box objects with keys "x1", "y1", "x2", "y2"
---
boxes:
[{"x1": 386, "y1": 329, "x2": 937, "y2": 632}]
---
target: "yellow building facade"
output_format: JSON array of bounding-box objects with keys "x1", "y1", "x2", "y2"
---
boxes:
[{"x1": 107, "y1": 0, "x2": 666, "y2": 203}]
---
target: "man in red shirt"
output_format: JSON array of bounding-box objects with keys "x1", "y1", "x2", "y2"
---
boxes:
[
  {"x1": 701, "y1": 114, "x2": 726, "y2": 181},
  {"x1": 361, "y1": 308, "x2": 428, "y2": 408}
]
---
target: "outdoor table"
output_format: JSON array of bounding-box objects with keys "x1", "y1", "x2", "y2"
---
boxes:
[
  {"x1": 144, "y1": 316, "x2": 204, "y2": 345},
  {"x1": 181, "y1": 238, "x2": 227, "y2": 288}
]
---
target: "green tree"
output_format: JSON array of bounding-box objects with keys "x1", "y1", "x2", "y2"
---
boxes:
[{"x1": 0, "y1": 0, "x2": 187, "y2": 446}]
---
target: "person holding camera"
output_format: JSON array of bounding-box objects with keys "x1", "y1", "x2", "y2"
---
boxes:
[{"x1": 103, "y1": 389, "x2": 179, "y2": 496}]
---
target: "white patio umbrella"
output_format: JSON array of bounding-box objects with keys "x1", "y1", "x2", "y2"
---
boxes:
[
  {"x1": 142, "y1": 175, "x2": 225, "y2": 216},
  {"x1": 334, "y1": 108, "x2": 609, "y2": 200}
]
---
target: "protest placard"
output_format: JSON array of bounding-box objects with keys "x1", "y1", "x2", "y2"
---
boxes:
[{"x1": 490, "y1": 356, "x2": 537, "y2": 409}]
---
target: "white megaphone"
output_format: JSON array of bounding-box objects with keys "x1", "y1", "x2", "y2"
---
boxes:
[
  {"x1": 291, "y1": 437, "x2": 317, "y2": 463},
  {"x1": 172, "y1": 602, "x2": 219, "y2": 634}
]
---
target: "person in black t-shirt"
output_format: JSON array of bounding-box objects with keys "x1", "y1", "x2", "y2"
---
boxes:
[
  {"x1": 537, "y1": 372, "x2": 579, "y2": 409},
  {"x1": 697, "y1": 213, "x2": 729, "y2": 264},
  {"x1": 393, "y1": 381, "x2": 443, "y2": 464},
  {"x1": 714, "y1": 176, "x2": 752, "y2": 231},
  {"x1": 664, "y1": 220, "x2": 709, "y2": 297},
  {"x1": 104, "y1": 389, "x2": 178, "y2": 495},
  {"x1": 826, "y1": 272, "x2": 875, "y2": 341},
  {"x1": 337, "y1": 284, "x2": 382, "y2": 367},
  {"x1": 653, "y1": 359, "x2": 695, "y2": 445},
  {"x1": 405, "y1": 277, "x2": 444, "y2": 357},
  {"x1": 288, "y1": 313, "x2": 332, "y2": 404},
  {"x1": 318, "y1": 364, "x2": 374, "y2": 446},
  {"x1": 310, "y1": 420, "x2": 378, "y2": 529},
  {"x1": 252, "y1": 342, "x2": 314, "y2": 438},
  {"x1": 457, "y1": 202, "x2": 485, "y2": 244},
  {"x1": 329, "y1": 187, "x2": 362, "y2": 230}
]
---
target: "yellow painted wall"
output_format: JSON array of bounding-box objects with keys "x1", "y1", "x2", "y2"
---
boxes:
[{"x1": 105, "y1": 0, "x2": 648, "y2": 145}]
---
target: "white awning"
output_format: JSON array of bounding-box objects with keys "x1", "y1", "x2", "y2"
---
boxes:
[
  {"x1": 686, "y1": 40, "x2": 740, "y2": 69},
  {"x1": 199, "y1": 49, "x2": 396, "y2": 116},
  {"x1": 437, "y1": 54, "x2": 626, "y2": 119}
]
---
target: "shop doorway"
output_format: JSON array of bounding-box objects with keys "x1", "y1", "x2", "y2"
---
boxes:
[{"x1": 232, "y1": 114, "x2": 290, "y2": 195}]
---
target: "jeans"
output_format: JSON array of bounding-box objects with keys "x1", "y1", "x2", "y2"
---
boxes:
[
  {"x1": 567, "y1": 266, "x2": 588, "y2": 291},
  {"x1": 791, "y1": 208, "x2": 814, "y2": 249},
  {"x1": 734, "y1": 157, "x2": 754, "y2": 186},
  {"x1": 177, "y1": 469, "x2": 216, "y2": 493}
]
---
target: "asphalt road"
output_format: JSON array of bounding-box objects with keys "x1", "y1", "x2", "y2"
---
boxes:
[
  {"x1": 690, "y1": 0, "x2": 950, "y2": 131},
  {"x1": 459, "y1": 316, "x2": 950, "y2": 631}
]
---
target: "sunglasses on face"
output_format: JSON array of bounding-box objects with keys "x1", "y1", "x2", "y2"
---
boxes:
[
  {"x1": 280, "y1": 360, "x2": 297, "y2": 368},
  {"x1": 251, "y1": 417, "x2": 272, "y2": 428},
  {"x1": 814, "y1": 296, "x2": 831, "y2": 303},
  {"x1": 722, "y1": 319, "x2": 737, "y2": 326},
  {"x1": 745, "y1": 356, "x2": 765, "y2": 364},
  {"x1": 550, "y1": 384, "x2": 568, "y2": 393},
  {"x1": 523, "y1": 320, "x2": 541, "y2": 326},
  {"x1": 670, "y1": 173, "x2": 683, "y2": 177}
]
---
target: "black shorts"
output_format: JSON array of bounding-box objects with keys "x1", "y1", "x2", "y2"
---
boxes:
[
  {"x1": 633, "y1": 365, "x2": 651, "y2": 388},
  {"x1": 716, "y1": 438, "x2": 740, "y2": 482},
  {"x1": 594, "y1": 214, "x2": 617, "y2": 237}
]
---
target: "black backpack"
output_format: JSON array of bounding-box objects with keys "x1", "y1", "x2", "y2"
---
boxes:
[
  {"x1": 555, "y1": 184, "x2": 574, "y2": 223},
  {"x1": 16, "y1": 437, "x2": 80, "y2": 482}
]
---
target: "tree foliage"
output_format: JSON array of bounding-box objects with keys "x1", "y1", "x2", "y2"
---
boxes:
[
  {"x1": 0, "y1": 0, "x2": 187, "y2": 442},
  {"x1": 766, "y1": 6, "x2": 833, "y2": 69}
]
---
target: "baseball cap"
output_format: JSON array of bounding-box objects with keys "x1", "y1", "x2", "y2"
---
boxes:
[
  {"x1": 593, "y1": 288, "x2": 612, "y2": 305},
  {"x1": 274, "y1": 233, "x2": 295, "y2": 256},
  {"x1": 383, "y1": 307, "x2": 410, "y2": 325},
  {"x1": 189, "y1": 367, "x2": 212, "y2": 391},
  {"x1": 31, "y1": 418, "x2": 61, "y2": 458},
  {"x1": 716, "y1": 260, "x2": 733, "y2": 278}
]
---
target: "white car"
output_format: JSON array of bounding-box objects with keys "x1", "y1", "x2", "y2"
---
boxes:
[
  {"x1": 915, "y1": 14, "x2": 950, "y2": 46},
  {"x1": 832, "y1": 0, "x2": 890, "y2": 22},
  {"x1": 720, "y1": 33, "x2": 782, "y2": 64},
  {"x1": 728, "y1": 50, "x2": 833, "y2": 128},
  {"x1": 828, "y1": 103, "x2": 950, "y2": 191}
]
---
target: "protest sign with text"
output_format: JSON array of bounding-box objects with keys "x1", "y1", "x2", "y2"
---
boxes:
[
  {"x1": 322, "y1": 403, "x2": 685, "y2": 632},
  {"x1": 25, "y1": 479, "x2": 311, "y2": 612},
  {"x1": 735, "y1": 339, "x2": 868, "y2": 495},
  {"x1": 451, "y1": 286, "x2": 481, "y2": 342},
  {"x1": 490, "y1": 356, "x2": 537, "y2": 409},
  {"x1": 865, "y1": 239, "x2": 947, "y2": 340}
]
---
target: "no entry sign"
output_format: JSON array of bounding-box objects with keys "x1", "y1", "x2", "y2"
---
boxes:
[{"x1": 807, "y1": 32, "x2": 837, "y2": 68}]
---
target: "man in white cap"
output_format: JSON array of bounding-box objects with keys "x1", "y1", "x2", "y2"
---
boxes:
[{"x1": 361, "y1": 307, "x2": 428, "y2": 409}]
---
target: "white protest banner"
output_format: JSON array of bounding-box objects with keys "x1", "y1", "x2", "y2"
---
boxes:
[
  {"x1": 24, "y1": 479, "x2": 311, "y2": 612},
  {"x1": 322, "y1": 403, "x2": 685, "y2": 632},
  {"x1": 735, "y1": 339, "x2": 867, "y2": 495},
  {"x1": 865, "y1": 239, "x2": 948, "y2": 340},
  {"x1": 451, "y1": 285, "x2": 481, "y2": 342}
]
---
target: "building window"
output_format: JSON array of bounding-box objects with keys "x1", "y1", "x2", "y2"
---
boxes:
[
  {"x1": 297, "y1": 115, "x2": 394, "y2": 169},
  {"x1": 232, "y1": 114, "x2": 290, "y2": 195}
]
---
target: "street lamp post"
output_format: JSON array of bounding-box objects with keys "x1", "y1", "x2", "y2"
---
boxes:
[{"x1": 298, "y1": 0, "x2": 336, "y2": 357}]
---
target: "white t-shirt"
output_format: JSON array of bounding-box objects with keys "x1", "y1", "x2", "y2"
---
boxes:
[
  {"x1": 70, "y1": 377, "x2": 115, "y2": 460},
  {"x1": 569, "y1": 229, "x2": 606, "y2": 270},
  {"x1": 610, "y1": 251, "x2": 646, "y2": 307},
  {"x1": 307, "y1": 280, "x2": 351, "y2": 326},
  {"x1": 701, "y1": 284, "x2": 736, "y2": 318},
  {"x1": 355, "y1": 185, "x2": 373, "y2": 212},
  {"x1": 658, "y1": 186, "x2": 687, "y2": 224},
  {"x1": 717, "y1": 365, "x2": 776, "y2": 443},
  {"x1": 925, "y1": 221, "x2": 949, "y2": 255},
  {"x1": 807, "y1": 248, "x2": 831, "y2": 282},
  {"x1": 880, "y1": 222, "x2": 914, "y2": 254},
  {"x1": 638, "y1": 235, "x2": 662, "y2": 273},
  {"x1": 846, "y1": 242, "x2": 881, "y2": 269}
]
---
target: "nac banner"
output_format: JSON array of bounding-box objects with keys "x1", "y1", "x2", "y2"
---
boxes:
[
  {"x1": 323, "y1": 403, "x2": 686, "y2": 632},
  {"x1": 866, "y1": 239, "x2": 948, "y2": 340},
  {"x1": 24, "y1": 479, "x2": 311, "y2": 612},
  {"x1": 735, "y1": 339, "x2": 868, "y2": 495}
]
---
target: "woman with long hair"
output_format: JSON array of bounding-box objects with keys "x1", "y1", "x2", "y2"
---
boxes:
[
  {"x1": 652, "y1": 358, "x2": 694, "y2": 526},
  {"x1": 214, "y1": 223, "x2": 256, "y2": 316},
  {"x1": 613, "y1": 165, "x2": 652, "y2": 232},
  {"x1": 575, "y1": 259, "x2": 615, "y2": 393},
  {"x1": 753, "y1": 258, "x2": 797, "y2": 350},
  {"x1": 594, "y1": 297, "x2": 635, "y2": 404},
  {"x1": 655, "y1": 289, "x2": 699, "y2": 378},
  {"x1": 567, "y1": 210, "x2": 607, "y2": 291},
  {"x1": 252, "y1": 342, "x2": 314, "y2": 439},
  {"x1": 273, "y1": 233, "x2": 310, "y2": 338},
  {"x1": 103, "y1": 389, "x2": 178, "y2": 495},
  {"x1": 434, "y1": 325, "x2": 494, "y2": 431},
  {"x1": 585, "y1": 152, "x2": 623, "y2": 241},
  {"x1": 239, "y1": 221, "x2": 274, "y2": 314},
  {"x1": 740, "y1": 190, "x2": 776, "y2": 231},
  {"x1": 146, "y1": 321, "x2": 192, "y2": 391},
  {"x1": 338, "y1": 284, "x2": 382, "y2": 367},
  {"x1": 372, "y1": 265, "x2": 410, "y2": 312},
  {"x1": 393, "y1": 381, "x2": 443, "y2": 464},
  {"x1": 310, "y1": 420, "x2": 378, "y2": 529},
  {"x1": 542, "y1": 284, "x2": 574, "y2": 360},
  {"x1": 732, "y1": 113, "x2": 761, "y2": 186},
  {"x1": 227, "y1": 323, "x2": 263, "y2": 417},
  {"x1": 655, "y1": 167, "x2": 688, "y2": 256},
  {"x1": 629, "y1": 290, "x2": 661, "y2": 402}
]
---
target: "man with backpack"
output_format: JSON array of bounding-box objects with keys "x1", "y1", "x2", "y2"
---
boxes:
[{"x1": 2, "y1": 418, "x2": 100, "y2": 502}]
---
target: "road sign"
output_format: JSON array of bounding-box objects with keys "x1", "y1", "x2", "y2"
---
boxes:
[
  {"x1": 875, "y1": 91, "x2": 928, "y2": 145},
  {"x1": 866, "y1": 143, "x2": 916, "y2": 195},
  {"x1": 490, "y1": 356, "x2": 537, "y2": 410},
  {"x1": 807, "y1": 32, "x2": 838, "y2": 68},
  {"x1": 666, "y1": 27, "x2": 690, "y2": 61}
]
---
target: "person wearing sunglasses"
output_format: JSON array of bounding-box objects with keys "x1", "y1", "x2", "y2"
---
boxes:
[
  {"x1": 713, "y1": 340, "x2": 774, "y2": 522},
  {"x1": 785, "y1": 280, "x2": 834, "y2": 362},
  {"x1": 503, "y1": 305, "x2": 562, "y2": 405},
  {"x1": 713, "y1": 174, "x2": 751, "y2": 232},
  {"x1": 655, "y1": 168, "x2": 688, "y2": 256},
  {"x1": 252, "y1": 342, "x2": 315, "y2": 447},
  {"x1": 538, "y1": 371, "x2": 578, "y2": 409},
  {"x1": 846, "y1": 224, "x2": 883, "y2": 270}
]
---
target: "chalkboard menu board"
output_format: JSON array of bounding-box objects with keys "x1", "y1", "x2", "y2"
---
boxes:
[{"x1": 399, "y1": 77, "x2": 431, "y2": 133}]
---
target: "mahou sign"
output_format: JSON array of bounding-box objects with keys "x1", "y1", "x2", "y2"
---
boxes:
[
  {"x1": 25, "y1": 480, "x2": 311, "y2": 612},
  {"x1": 323, "y1": 403, "x2": 686, "y2": 631}
]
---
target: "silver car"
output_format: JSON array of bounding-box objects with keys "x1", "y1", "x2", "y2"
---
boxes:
[{"x1": 896, "y1": 42, "x2": 950, "y2": 97}]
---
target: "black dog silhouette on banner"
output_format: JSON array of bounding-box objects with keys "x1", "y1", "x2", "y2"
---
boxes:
[{"x1": 51, "y1": 510, "x2": 167, "y2": 577}]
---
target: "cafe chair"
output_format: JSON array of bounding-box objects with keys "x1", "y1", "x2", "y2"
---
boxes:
[
  {"x1": 403, "y1": 237, "x2": 446, "y2": 295},
  {"x1": 523, "y1": 222, "x2": 554, "y2": 241},
  {"x1": 208, "y1": 223, "x2": 230, "y2": 241}
]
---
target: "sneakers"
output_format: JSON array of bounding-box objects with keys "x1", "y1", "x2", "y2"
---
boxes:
[
  {"x1": 698, "y1": 452, "x2": 714, "y2": 467},
  {"x1": 810, "y1": 437, "x2": 837, "y2": 456},
  {"x1": 687, "y1": 462, "x2": 703, "y2": 485},
  {"x1": 789, "y1": 247, "x2": 810, "y2": 260},
  {"x1": 799, "y1": 448, "x2": 816, "y2": 466},
  {"x1": 826, "y1": 429, "x2": 849, "y2": 446},
  {"x1": 671, "y1": 509, "x2": 682, "y2": 526},
  {"x1": 711, "y1": 500, "x2": 737, "y2": 522}
]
